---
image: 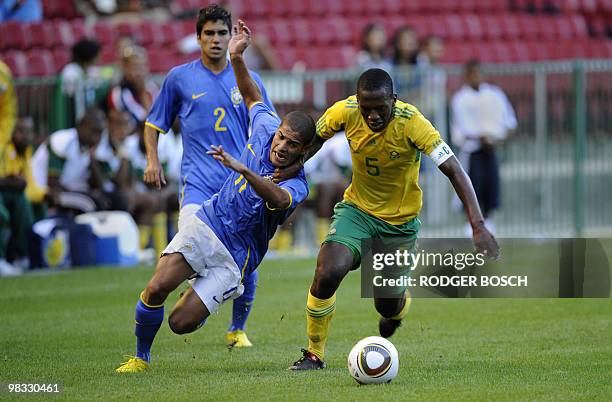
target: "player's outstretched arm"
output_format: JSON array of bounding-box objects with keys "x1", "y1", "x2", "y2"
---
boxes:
[
  {"x1": 438, "y1": 156, "x2": 501, "y2": 260},
  {"x1": 143, "y1": 125, "x2": 166, "y2": 189},
  {"x1": 228, "y1": 20, "x2": 263, "y2": 109},
  {"x1": 208, "y1": 145, "x2": 291, "y2": 209}
]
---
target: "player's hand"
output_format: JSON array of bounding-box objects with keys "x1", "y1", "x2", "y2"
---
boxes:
[
  {"x1": 144, "y1": 159, "x2": 167, "y2": 190},
  {"x1": 273, "y1": 159, "x2": 304, "y2": 183},
  {"x1": 229, "y1": 19, "x2": 252, "y2": 57},
  {"x1": 472, "y1": 223, "x2": 501, "y2": 261},
  {"x1": 207, "y1": 145, "x2": 247, "y2": 173}
]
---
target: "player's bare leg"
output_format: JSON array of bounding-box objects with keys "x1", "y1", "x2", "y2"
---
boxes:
[
  {"x1": 142, "y1": 253, "x2": 195, "y2": 306},
  {"x1": 289, "y1": 242, "x2": 354, "y2": 371},
  {"x1": 116, "y1": 253, "x2": 195, "y2": 372},
  {"x1": 168, "y1": 287, "x2": 210, "y2": 334}
]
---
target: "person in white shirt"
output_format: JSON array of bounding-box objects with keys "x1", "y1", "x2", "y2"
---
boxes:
[{"x1": 451, "y1": 59, "x2": 517, "y2": 233}]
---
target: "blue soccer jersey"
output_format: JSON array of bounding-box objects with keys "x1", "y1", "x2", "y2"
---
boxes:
[
  {"x1": 196, "y1": 102, "x2": 308, "y2": 277},
  {"x1": 145, "y1": 59, "x2": 275, "y2": 207}
]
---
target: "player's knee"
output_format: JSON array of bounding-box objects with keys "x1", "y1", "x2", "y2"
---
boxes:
[
  {"x1": 312, "y1": 259, "x2": 349, "y2": 296},
  {"x1": 145, "y1": 279, "x2": 171, "y2": 303},
  {"x1": 168, "y1": 311, "x2": 197, "y2": 335}
]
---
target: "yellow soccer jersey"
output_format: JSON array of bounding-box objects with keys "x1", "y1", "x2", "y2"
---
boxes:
[
  {"x1": 0, "y1": 143, "x2": 46, "y2": 203},
  {"x1": 0, "y1": 61, "x2": 17, "y2": 146},
  {"x1": 316, "y1": 95, "x2": 447, "y2": 225}
]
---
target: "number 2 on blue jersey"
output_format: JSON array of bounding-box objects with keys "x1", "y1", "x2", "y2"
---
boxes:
[{"x1": 214, "y1": 107, "x2": 227, "y2": 132}]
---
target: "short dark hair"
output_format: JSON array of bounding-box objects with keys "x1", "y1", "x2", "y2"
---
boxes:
[
  {"x1": 78, "y1": 106, "x2": 105, "y2": 127},
  {"x1": 465, "y1": 58, "x2": 481, "y2": 72},
  {"x1": 196, "y1": 4, "x2": 232, "y2": 36},
  {"x1": 284, "y1": 111, "x2": 315, "y2": 144},
  {"x1": 72, "y1": 39, "x2": 101, "y2": 65},
  {"x1": 357, "y1": 68, "x2": 394, "y2": 97}
]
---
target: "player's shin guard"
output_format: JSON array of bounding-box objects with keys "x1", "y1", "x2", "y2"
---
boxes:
[
  {"x1": 391, "y1": 291, "x2": 412, "y2": 320},
  {"x1": 134, "y1": 293, "x2": 164, "y2": 363},
  {"x1": 152, "y1": 212, "x2": 168, "y2": 257},
  {"x1": 306, "y1": 291, "x2": 336, "y2": 360},
  {"x1": 229, "y1": 270, "x2": 258, "y2": 332}
]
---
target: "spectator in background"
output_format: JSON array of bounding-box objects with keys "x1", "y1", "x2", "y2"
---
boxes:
[
  {"x1": 58, "y1": 39, "x2": 103, "y2": 129},
  {"x1": 355, "y1": 23, "x2": 393, "y2": 73},
  {"x1": 43, "y1": 107, "x2": 127, "y2": 212},
  {"x1": 0, "y1": 0, "x2": 42, "y2": 22},
  {"x1": 60, "y1": 39, "x2": 102, "y2": 97},
  {"x1": 107, "y1": 46, "x2": 157, "y2": 131},
  {"x1": 0, "y1": 60, "x2": 17, "y2": 147},
  {"x1": 392, "y1": 26, "x2": 418, "y2": 66},
  {"x1": 107, "y1": 45, "x2": 177, "y2": 257},
  {"x1": 0, "y1": 117, "x2": 44, "y2": 276},
  {"x1": 451, "y1": 59, "x2": 517, "y2": 235},
  {"x1": 414, "y1": 35, "x2": 446, "y2": 124},
  {"x1": 416, "y1": 35, "x2": 444, "y2": 67},
  {"x1": 391, "y1": 26, "x2": 420, "y2": 99}
]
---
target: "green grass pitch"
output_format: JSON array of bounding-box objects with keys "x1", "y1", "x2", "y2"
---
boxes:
[{"x1": 1, "y1": 258, "x2": 611, "y2": 401}]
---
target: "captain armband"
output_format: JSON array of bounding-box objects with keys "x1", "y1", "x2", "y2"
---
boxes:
[{"x1": 428, "y1": 140, "x2": 454, "y2": 166}]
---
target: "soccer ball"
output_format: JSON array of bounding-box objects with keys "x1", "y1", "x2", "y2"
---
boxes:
[{"x1": 347, "y1": 336, "x2": 399, "y2": 384}]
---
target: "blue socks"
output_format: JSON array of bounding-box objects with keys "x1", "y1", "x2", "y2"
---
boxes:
[
  {"x1": 229, "y1": 270, "x2": 258, "y2": 332},
  {"x1": 134, "y1": 296, "x2": 164, "y2": 363}
]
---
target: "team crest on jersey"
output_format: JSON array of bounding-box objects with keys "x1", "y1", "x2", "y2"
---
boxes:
[
  {"x1": 263, "y1": 174, "x2": 273, "y2": 181},
  {"x1": 389, "y1": 150, "x2": 400, "y2": 160},
  {"x1": 231, "y1": 86, "x2": 243, "y2": 106}
]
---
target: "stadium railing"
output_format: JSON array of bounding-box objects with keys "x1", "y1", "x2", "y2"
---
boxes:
[{"x1": 13, "y1": 59, "x2": 612, "y2": 237}]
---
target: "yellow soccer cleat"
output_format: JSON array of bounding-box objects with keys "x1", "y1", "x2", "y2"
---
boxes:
[
  {"x1": 115, "y1": 357, "x2": 149, "y2": 373},
  {"x1": 226, "y1": 330, "x2": 253, "y2": 348}
]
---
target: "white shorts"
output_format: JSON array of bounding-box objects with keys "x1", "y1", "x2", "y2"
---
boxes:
[
  {"x1": 178, "y1": 203, "x2": 200, "y2": 232},
  {"x1": 162, "y1": 215, "x2": 243, "y2": 314}
]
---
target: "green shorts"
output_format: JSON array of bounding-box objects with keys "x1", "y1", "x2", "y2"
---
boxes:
[{"x1": 323, "y1": 201, "x2": 420, "y2": 269}]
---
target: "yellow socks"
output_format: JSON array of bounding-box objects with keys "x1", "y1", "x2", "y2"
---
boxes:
[
  {"x1": 139, "y1": 225, "x2": 151, "y2": 250},
  {"x1": 152, "y1": 212, "x2": 168, "y2": 257},
  {"x1": 391, "y1": 291, "x2": 412, "y2": 320},
  {"x1": 306, "y1": 291, "x2": 336, "y2": 360},
  {"x1": 270, "y1": 229, "x2": 292, "y2": 252}
]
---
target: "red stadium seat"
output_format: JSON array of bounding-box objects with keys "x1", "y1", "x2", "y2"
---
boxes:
[
  {"x1": 516, "y1": 15, "x2": 538, "y2": 40},
  {"x1": 26, "y1": 49, "x2": 55, "y2": 76},
  {"x1": 536, "y1": 16, "x2": 557, "y2": 40},
  {"x1": 93, "y1": 22, "x2": 116, "y2": 48},
  {"x1": 2, "y1": 51, "x2": 28, "y2": 77},
  {"x1": 27, "y1": 23, "x2": 46, "y2": 49},
  {"x1": 569, "y1": 14, "x2": 589, "y2": 38},
  {"x1": 291, "y1": 19, "x2": 311, "y2": 46},
  {"x1": 138, "y1": 21, "x2": 166, "y2": 46},
  {"x1": 273, "y1": 46, "x2": 297, "y2": 70},
  {"x1": 443, "y1": 15, "x2": 467, "y2": 40},
  {"x1": 55, "y1": 20, "x2": 87, "y2": 48},
  {"x1": 52, "y1": 48, "x2": 71, "y2": 70},
  {"x1": 1, "y1": 22, "x2": 29, "y2": 50},
  {"x1": 98, "y1": 45, "x2": 115, "y2": 65},
  {"x1": 481, "y1": 16, "x2": 503, "y2": 41},
  {"x1": 456, "y1": 0, "x2": 477, "y2": 14},
  {"x1": 500, "y1": 14, "x2": 520, "y2": 40},
  {"x1": 43, "y1": 0, "x2": 79, "y2": 19},
  {"x1": 463, "y1": 14, "x2": 484, "y2": 41},
  {"x1": 381, "y1": 0, "x2": 404, "y2": 16}
]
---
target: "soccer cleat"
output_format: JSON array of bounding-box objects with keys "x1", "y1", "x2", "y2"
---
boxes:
[
  {"x1": 379, "y1": 317, "x2": 402, "y2": 338},
  {"x1": 288, "y1": 349, "x2": 326, "y2": 370},
  {"x1": 115, "y1": 357, "x2": 149, "y2": 373},
  {"x1": 226, "y1": 330, "x2": 253, "y2": 348}
]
